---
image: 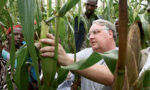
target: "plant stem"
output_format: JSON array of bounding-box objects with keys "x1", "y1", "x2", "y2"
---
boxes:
[
  {"x1": 54, "y1": 0, "x2": 60, "y2": 61},
  {"x1": 113, "y1": 0, "x2": 128, "y2": 89}
]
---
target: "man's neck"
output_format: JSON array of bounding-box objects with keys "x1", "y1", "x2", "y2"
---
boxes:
[
  {"x1": 96, "y1": 47, "x2": 116, "y2": 53},
  {"x1": 94, "y1": 43, "x2": 116, "y2": 53},
  {"x1": 85, "y1": 13, "x2": 94, "y2": 19}
]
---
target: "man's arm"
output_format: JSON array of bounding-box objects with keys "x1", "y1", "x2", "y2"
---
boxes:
[
  {"x1": 76, "y1": 64, "x2": 114, "y2": 86},
  {"x1": 40, "y1": 33, "x2": 114, "y2": 86},
  {"x1": 58, "y1": 56, "x2": 114, "y2": 86}
]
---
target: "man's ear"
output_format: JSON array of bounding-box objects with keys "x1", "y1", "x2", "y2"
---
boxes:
[
  {"x1": 108, "y1": 30, "x2": 113, "y2": 39},
  {"x1": 95, "y1": 6, "x2": 97, "y2": 9},
  {"x1": 94, "y1": 6, "x2": 97, "y2": 9}
]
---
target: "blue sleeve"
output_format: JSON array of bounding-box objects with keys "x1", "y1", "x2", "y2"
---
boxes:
[{"x1": 2, "y1": 49, "x2": 10, "y2": 60}]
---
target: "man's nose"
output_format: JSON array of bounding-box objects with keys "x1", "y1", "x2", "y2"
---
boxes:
[
  {"x1": 89, "y1": 34, "x2": 94, "y2": 39},
  {"x1": 16, "y1": 34, "x2": 21, "y2": 39},
  {"x1": 87, "y1": 5, "x2": 92, "y2": 9}
]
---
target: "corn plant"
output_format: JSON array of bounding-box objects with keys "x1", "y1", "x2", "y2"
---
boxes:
[{"x1": 0, "y1": 0, "x2": 150, "y2": 90}]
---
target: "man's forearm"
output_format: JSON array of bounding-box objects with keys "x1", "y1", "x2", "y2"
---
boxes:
[
  {"x1": 63, "y1": 57, "x2": 114, "y2": 86},
  {"x1": 73, "y1": 64, "x2": 114, "y2": 86}
]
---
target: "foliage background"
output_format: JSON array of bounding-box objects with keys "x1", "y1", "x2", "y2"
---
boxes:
[{"x1": 0, "y1": 0, "x2": 150, "y2": 89}]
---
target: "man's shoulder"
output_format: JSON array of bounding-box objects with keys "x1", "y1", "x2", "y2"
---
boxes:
[
  {"x1": 92, "y1": 13, "x2": 103, "y2": 19},
  {"x1": 76, "y1": 48, "x2": 93, "y2": 60},
  {"x1": 140, "y1": 47, "x2": 150, "y2": 70},
  {"x1": 141, "y1": 47, "x2": 150, "y2": 55},
  {"x1": 140, "y1": 47, "x2": 150, "y2": 61},
  {"x1": 74, "y1": 14, "x2": 85, "y2": 21},
  {"x1": 79, "y1": 47, "x2": 93, "y2": 53}
]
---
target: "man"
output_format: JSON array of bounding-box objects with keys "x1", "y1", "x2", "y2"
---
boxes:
[
  {"x1": 74, "y1": 0, "x2": 101, "y2": 52},
  {"x1": 0, "y1": 25, "x2": 24, "y2": 89},
  {"x1": 40, "y1": 19, "x2": 117, "y2": 90},
  {"x1": 2, "y1": 25, "x2": 39, "y2": 89},
  {"x1": 7, "y1": 25, "x2": 24, "y2": 50},
  {"x1": 2, "y1": 25, "x2": 23, "y2": 60}
]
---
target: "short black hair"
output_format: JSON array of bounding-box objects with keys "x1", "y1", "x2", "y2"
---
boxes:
[{"x1": 86, "y1": 0, "x2": 98, "y2": 4}]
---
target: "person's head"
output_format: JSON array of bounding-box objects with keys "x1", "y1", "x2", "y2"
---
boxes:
[
  {"x1": 87, "y1": 19, "x2": 117, "y2": 53},
  {"x1": 7, "y1": 25, "x2": 23, "y2": 50},
  {"x1": 85, "y1": 0, "x2": 97, "y2": 17}
]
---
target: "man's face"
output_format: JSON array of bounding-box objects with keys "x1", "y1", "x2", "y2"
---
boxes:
[
  {"x1": 88, "y1": 23, "x2": 113, "y2": 52},
  {"x1": 9, "y1": 28, "x2": 23, "y2": 48},
  {"x1": 85, "y1": 0, "x2": 97, "y2": 15}
]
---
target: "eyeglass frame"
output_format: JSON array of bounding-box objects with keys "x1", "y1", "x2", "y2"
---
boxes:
[{"x1": 86, "y1": 29, "x2": 109, "y2": 40}]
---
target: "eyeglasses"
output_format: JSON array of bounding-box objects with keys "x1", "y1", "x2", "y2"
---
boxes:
[{"x1": 87, "y1": 29, "x2": 108, "y2": 40}]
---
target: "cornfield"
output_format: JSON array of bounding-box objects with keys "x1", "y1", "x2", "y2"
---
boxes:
[{"x1": 0, "y1": 0, "x2": 150, "y2": 90}]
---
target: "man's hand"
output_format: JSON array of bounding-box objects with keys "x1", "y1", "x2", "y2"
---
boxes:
[{"x1": 40, "y1": 33, "x2": 74, "y2": 66}]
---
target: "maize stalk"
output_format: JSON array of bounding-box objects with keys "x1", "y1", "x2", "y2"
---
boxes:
[
  {"x1": 113, "y1": 0, "x2": 128, "y2": 90},
  {"x1": 40, "y1": 21, "x2": 57, "y2": 89}
]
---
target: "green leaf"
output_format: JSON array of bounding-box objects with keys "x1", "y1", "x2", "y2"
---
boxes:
[
  {"x1": 6, "y1": 69, "x2": 14, "y2": 90},
  {"x1": 101, "y1": 49, "x2": 118, "y2": 73},
  {"x1": 143, "y1": 70, "x2": 150, "y2": 89},
  {"x1": 57, "y1": 68, "x2": 69, "y2": 85},
  {"x1": 57, "y1": 0, "x2": 80, "y2": 17},
  {"x1": 20, "y1": 61, "x2": 28, "y2": 90},
  {"x1": 51, "y1": 68, "x2": 69, "y2": 89},
  {"x1": 62, "y1": 52, "x2": 102, "y2": 70},
  {"x1": 136, "y1": 68, "x2": 150, "y2": 89},
  {"x1": 17, "y1": 0, "x2": 40, "y2": 85},
  {"x1": 103, "y1": 0, "x2": 113, "y2": 21},
  {"x1": 15, "y1": 45, "x2": 29, "y2": 90},
  {"x1": 62, "y1": 49, "x2": 118, "y2": 74},
  {"x1": 40, "y1": 21, "x2": 57, "y2": 88},
  {"x1": 0, "y1": 0, "x2": 7, "y2": 12},
  {"x1": 2, "y1": 8, "x2": 15, "y2": 90},
  {"x1": 0, "y1": 9, "x2": 13, "y2": 28},
  {"x1": 35, "y1": 0, "x2": 42, "y2": 27},
  {"x1": 128, "y1": 6, "x2": 134, "y2": 25},
  {"x1": 3, "y1": 9, "x2": 16, "y2": 75},
  {"x1": 58, "y1": 18, "x2": 66, "y2": 41}
]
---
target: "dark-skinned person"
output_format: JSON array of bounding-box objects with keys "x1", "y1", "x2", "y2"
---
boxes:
[
  {"x1": 2, "y1": 25, "x2": 24, "y2": 61},
  {"x1": 0, "y1": 25, "x2": 24, "y2": 90},
  {"x1": 40, "y1": 19, "x2": 117, "y2": 90},
  {"x1": 0, "y1": 39, "x2": 7, "y2": 90},
  {"x1": 1, "y1": 25, "x2": 39, "y2": 90},
  {"x1": 74, "y1": 0, "x2": 102, "y2": 52}
]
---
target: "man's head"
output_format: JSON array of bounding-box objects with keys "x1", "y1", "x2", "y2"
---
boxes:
[
  {"x1": 7, "y1": 25, "x2": 24, "y2": 49},
  {"x1": 85, "y1": 0, "x2": 97, "y2": 17},
  {"x1": 87, "y1": 19, "x2": 117, "y2": 53}
]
